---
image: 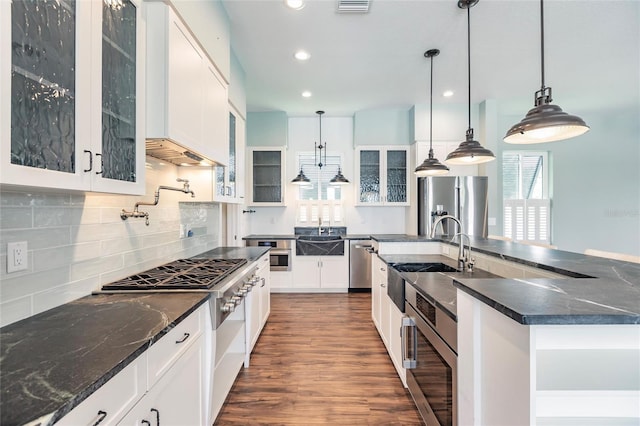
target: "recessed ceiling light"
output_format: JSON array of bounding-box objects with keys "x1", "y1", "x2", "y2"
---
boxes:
[
  {"x1": 443, "y1": 90, "x2": 454, "y2": 97},
  {"x1": 285, "y1": 0, "x2": 305, "y2": 10},
  {"x1": 302, "y1": 91, "x2": 312, "y2": 98},
  {"x1": 294, "y1": 50, "x2": 311, "y2": 61}
]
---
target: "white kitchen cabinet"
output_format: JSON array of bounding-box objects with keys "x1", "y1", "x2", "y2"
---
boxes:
[
  {"x1": 388, "y1": 300, "x2": 407, "y2": 386},
  {"x1": 246, "y1": 253, "x2": 270, "y2": 362},
  {"x1": 118, "y1": 333, "x2": 206, "y2": 426},
  {"x1": 355, "y1": 146, "x2": 410, "y2": 206},
  {"x1": 248, "y1": 147, "x2": 285, "y2": 206},
  {"x1": 371, "y1": 254, "x2": 387, "y2": 334},
  {"x1": 58, "y1": 304, "x2": 207, "y2": 426},
  {"x1": 57, "y1": 355, "x2": 146, "y2": 426},
  {"x1": 1, "y1": 0, "x2": 145, "y2": 194},
  {"x1": 415, "y1": 141, "x2": 478, "y2": 176},
  {"x1": 213, "y1": 108, "x2": 245, "y2": 203},
  {"x1": 292, "y1": 255, "x2": 349, "y2": 291},
  {"x1": 145, "y1": 2, "x2": 228, "y2": 165}
]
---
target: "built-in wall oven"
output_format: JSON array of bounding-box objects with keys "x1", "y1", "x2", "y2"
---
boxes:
[
  {"x1": 403, "y1": 283, "x2": 457, "y2": 426},
  {"x1": 246, "y1": 240, "x2": 291, "y2": 271}
]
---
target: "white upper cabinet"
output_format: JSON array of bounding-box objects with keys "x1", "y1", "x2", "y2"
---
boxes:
[
  {"x1": 145, "y1": 2, "x2": 228, "y2": 166},
  {"x1": 355, "y1": 146, "x2": 410, "y2": 206},
  {"x1": 1, "y1": 0, "x2": 145, "y2": 194}
]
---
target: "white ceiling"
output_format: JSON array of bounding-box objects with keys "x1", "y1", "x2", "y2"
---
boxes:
[{"x1": 222, "y1": 0, "x2": 640, "y2": 117}]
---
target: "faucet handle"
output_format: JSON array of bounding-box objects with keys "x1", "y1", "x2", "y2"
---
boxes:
[{"x1": 176, "y1": 178, "x2": 189, "y2": 183}]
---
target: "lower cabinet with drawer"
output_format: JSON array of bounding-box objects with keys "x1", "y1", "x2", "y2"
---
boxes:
[{"x1": 57, "y1": 304, "x2": 208, "y2": 426}]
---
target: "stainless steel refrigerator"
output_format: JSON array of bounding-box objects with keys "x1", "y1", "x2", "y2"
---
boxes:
[{"x1": 418, "y1": 176, "x2": 488, "y2": 238}]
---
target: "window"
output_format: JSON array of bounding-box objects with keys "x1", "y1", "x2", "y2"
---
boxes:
[
  {"x1": 297, "y1": 152, "x2": 343, "y2": 201},
  {"x1": 502, "y1": 151, "x2": 551, "y2": 243}
]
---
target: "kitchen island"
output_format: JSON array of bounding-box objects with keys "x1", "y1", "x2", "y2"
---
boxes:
[{"x1": 375, "y1": 236, "x2": 640, "y2": 425}]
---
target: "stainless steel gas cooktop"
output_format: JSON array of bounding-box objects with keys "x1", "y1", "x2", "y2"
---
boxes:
[{"x1": 101, "y1": 258, "x2": 248, "y2": 291}]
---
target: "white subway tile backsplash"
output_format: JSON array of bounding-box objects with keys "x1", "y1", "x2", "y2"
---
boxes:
[
  {"x1": 0, "y1": 296, "x2": 32, "y2": 328},
  {"x1": 0, "y1": 162, "x2": 221, "y2": 327},
  {"x1": 0, "y1": 266, "x2": 70, "y2": 301},
  {"x1": 0, "y1": 207, "x2": 33, "y2": 229}
]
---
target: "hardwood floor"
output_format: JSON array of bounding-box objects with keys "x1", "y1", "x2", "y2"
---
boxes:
[{"x1": 215, "y1": 293, "x2": 424, "y2": 425}]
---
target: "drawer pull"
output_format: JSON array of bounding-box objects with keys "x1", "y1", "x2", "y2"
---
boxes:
[
  {"x1": 151, "y1": 408, "x2": 160, "y2": 425},
  {"x1": 175, "y1": 332, "x2": 190, "y2": 344},
  {"x1": 92, "y1": 410, "x2": 107, "y2": 426},
  {"x1": 141, "y1": 421, "x2": 151, "y2": 426}
]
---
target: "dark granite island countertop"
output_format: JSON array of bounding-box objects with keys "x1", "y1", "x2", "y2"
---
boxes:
[
  {"x1": 0, "y1": 292, "x2": 210, "y2": 426},
  {"x1": 193, "y1": 246, "x2": 270, "y2": 262},
  {"x1": 376, "y1": 238, "x2": 640, "y2": 325}
]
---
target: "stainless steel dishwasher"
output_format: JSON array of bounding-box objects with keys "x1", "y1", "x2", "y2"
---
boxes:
[{"x1": 349, "y1": 239, "x2": 373, "y2": 292}]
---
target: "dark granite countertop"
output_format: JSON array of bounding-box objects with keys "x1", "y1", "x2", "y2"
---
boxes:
[
  {"x1": 0, "y1": 246, "x2": 270, "y2": 426},
  {"x1": 193, "y1": 246, "x2": 270, "y2": 262},
  {"x1": 377, "y1": 239, "x2": 640, "y2": 325},
  {"x1": 243, "y1": 234, "x2": 373, "y2": 241},
  {"x1": 0, "y1": 292, "x2": 210, "y2": 426}
]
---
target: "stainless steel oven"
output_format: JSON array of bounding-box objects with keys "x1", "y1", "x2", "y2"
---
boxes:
[
  {"x1": 403, "y1": 283, "x2": 457, "y2": 426},
  {"x1": 246, "y1": 240, "x2": 291, "y2": 271}
]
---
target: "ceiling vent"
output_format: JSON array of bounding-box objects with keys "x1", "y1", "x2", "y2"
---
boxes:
[{"x1": 337, "y1": 0, "x2": 370, "y2": 13}]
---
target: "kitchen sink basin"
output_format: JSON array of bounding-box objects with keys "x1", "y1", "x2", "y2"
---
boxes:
[
  {"x1": 390, "y1": 262, "x2": 458, "y2": 273},
  {"x1": 296, "y1": 236, "x2": 344, "y2": 256},
  {"x1": 297, "y1": 235, "x2": 343, "y2": 242}
]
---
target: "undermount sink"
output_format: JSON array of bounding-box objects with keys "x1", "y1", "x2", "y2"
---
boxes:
[
  {"x1": 390, "y1": 262, "x2": 458, "y2": 273},
  {"x1": 297, "y1": 235, "x2": 343, "y2": 242}
]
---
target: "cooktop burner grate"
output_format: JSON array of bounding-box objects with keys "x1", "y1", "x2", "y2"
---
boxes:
[{"x1": 101, "y1": 258, "x2": 248, "y2": 290}]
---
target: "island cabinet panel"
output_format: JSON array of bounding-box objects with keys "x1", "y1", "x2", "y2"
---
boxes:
[
  {"x1": 457, "y1": 290, "x2": 640, "y2": 425},
  {"x1": 1, "y1": 0, "x2": 145, "y2": 194}
]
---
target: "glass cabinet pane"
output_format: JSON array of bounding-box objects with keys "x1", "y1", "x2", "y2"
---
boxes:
[
  {"x1": 252, "y1": 150, "x2": 282, "y2": 203},
  {"x1": 101, "y1": 0, "x2": 137, "y2": 182},
  {"x1": 386, "y1": 150, "x2": 407, "y2": 203},
  {"x1": 228, "y1": 112, "x2": 236, "y2": 196},
  {"x1": 11, "y1": 0, "x2": 76, "y2": 172},
  {"x1": 359, "y1": 150, "x2": 380, "y2": 203}
]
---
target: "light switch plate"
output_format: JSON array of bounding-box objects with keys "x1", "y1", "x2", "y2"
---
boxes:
[{"x1": 7, "y1": 241, "x2": 28, "y2": 273}]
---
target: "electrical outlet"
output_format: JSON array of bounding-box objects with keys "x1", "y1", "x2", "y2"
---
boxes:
[
  {"x1": 179, "y1": 224, "x2": 186, "y2": 238},
  {"x1": 7, "y1": 241, "x2": 28, "y2": 273}
]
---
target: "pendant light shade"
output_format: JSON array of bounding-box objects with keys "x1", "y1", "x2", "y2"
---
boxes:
[
  {"x1": 446, "y1": 0, "x2": 495, "y2": 166},
  {"x1": 504, "y1": 0, "x2": 589, "y2": 144},
  {"x1": 291, "y1": 168, "x2": 311, "y2": 185},
  {"x1": 415, "y1": 49, "x2": 449, "y2": 177},
  {"x1": 329, "y1": 167, "x2": 349, "y2": 185}
]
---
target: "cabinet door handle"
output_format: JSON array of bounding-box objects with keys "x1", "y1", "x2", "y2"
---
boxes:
[
  {"x1": 175, "y1": 332, "x2": 190, "y2": 344},
  {"x1": 84, "y1": 150, "x2": 93, "y2": 172},
  {"x1": 141, "y1": 421, "x2": 151, "y2": 426},
  {"x1": 92, "y1": 410, "x2": 107, "y2": 426},
  {"x1": 95, "y1": 153, "x2": 103, "y2": 175},
  {"x1": 402, "y1": 316, "x2": 417, "y2": 369},
  {"x1": 151, "y1": 408, "x2": 160, "y2": 426},
  {"x1": 380, "y1": 283, "x2": 386, "y2": 288},
  {"x1": 261, "y1": 277, "x2": 266, "y2": 288}
]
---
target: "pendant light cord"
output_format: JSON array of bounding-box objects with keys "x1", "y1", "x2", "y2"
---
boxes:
[
  {"x1": 466, "y1": 5, "x2": 472, "y2": 134},
  {"x1": 429, "y1": 54, "x2": 434, "y2": 152},
  {"x1": 540, "y1": 0, "x2": 545, "y2": 90}
]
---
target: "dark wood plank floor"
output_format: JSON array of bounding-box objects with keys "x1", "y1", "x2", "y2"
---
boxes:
[{"x1": 215, "y1": 293, "x2": 424, "y2": 425}]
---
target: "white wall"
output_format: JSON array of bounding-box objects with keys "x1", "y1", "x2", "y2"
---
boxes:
[{"x1": 0, "y1": 159, "x2": 222, "y2": 327}]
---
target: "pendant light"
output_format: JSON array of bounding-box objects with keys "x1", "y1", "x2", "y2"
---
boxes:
[
  {"x1": 291, "y1": 167, "x2": 311, "y2": 185},
  {"x1": 446, "y1": 0, "x2": 495, "y2": 165},
  {"x1": 330, "y1": 167, "x2": 349, "y2": 185},
  {"x1": 504, "y1": 1, "x2": 589, "y2": 144},
  {"x1": 415, "y1": 49, "x2": 450, "y2": 177}
]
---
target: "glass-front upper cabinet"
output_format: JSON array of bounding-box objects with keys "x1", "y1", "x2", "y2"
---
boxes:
[
  {"x1": 355, "y1": 146, "x2": 409, "y2": 206},
  {"x1": 0, "y1": 0, "x2": 145, "y2": 194},
  {"x1": 248, "y1": 147, "x2": 285, "y2": 206}
]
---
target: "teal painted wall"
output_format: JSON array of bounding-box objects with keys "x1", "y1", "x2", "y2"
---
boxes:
[
  {"x1": 353, "y1": 107, "x2": 411, "y2": 146},
  {"x1": 246, "y1": 111, "x2": 288, "y2": 147}
]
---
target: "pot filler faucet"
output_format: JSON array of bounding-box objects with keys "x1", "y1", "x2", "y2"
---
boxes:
[
  {"x1": 120, "y1": 178, "x2": 195, "y2": 226},
  {"x1": 430, "y1": 214, "x2": 474, "y2": 272}
]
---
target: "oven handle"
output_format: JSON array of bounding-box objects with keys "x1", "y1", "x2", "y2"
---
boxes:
[
  {"x1": 269, "y1": 249, "x2": 290, "y2": 256},
  {"x1": 401, "y1": 316, "x2": 417, "y2": 369}
]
